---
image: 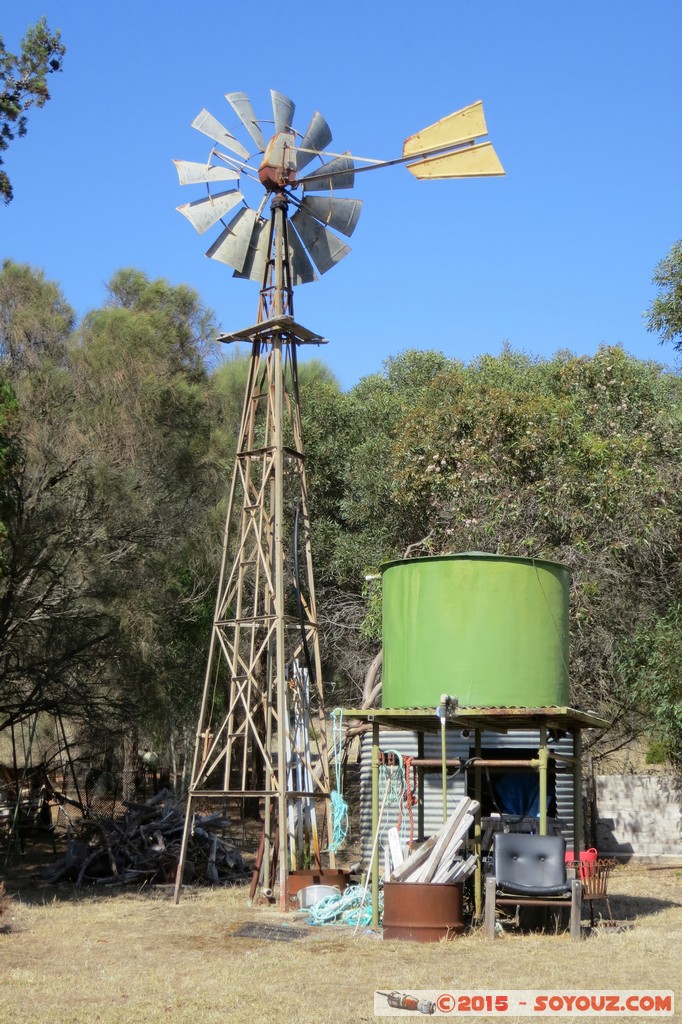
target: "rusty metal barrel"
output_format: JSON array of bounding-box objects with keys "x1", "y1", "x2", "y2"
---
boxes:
[{"x1": 383, "y1": 882, "x2": 464, "y2": 941}]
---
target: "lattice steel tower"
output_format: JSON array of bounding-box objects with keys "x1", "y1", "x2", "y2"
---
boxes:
[{"x1": 172, "y1": 90, "x2": 504, "y2": 906}]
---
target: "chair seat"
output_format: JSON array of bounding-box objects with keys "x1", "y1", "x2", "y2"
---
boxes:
[{"x1": 497, "y1": 879, "x2": 571, "y2": 898}]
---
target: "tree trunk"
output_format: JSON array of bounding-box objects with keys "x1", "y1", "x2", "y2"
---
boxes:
[{"x1": 122, "y1": 729, "x2": 139, "y2": 803}]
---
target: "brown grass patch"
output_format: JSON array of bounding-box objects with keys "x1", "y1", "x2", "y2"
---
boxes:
[
  {"x1": 0, "y1": 882, "x2": 11, "y2": 923},
  {"x1": 0, "y1": 864, "x2": 680, "y2": 1024}
]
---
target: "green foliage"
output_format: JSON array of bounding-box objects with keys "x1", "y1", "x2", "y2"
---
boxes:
[
  {"x1": 301, "y1": 345, "x2": 682, "y2": 735},
  {"x1": 0, "y1": 374, "x2": 18, "y2": 569},
  {"x1": 73, "y1": 271, "x2": 219, "y2": 740},
  {"x1": 0, "y1": 262, "x2": 219, "y2": 756},
  {"x1": 0, "y1": 17, "x2": 65, "y2": 204},
  {"x1": 622, "y1": 605, "x2": 682, "y2": 768},
  {"x1": 0, "y1": 262, "x2": 111, "y2": 731},
  {"x1": 645, "y1": 240, "x2": 682, "y2": 352},
  {"x1": 645, "y1": 739, "x2": 670, "y2": 765},
  {"x1": 0, "y1": 258, "x2": 74, "y2": 368},
  {"x1": 1, "y1": 254, "x2": 681, "y2": 766}
]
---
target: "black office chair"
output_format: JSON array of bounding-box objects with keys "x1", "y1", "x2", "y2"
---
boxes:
[{"x1": 485, "y1": 832, "x2": 582, "y2": 940}]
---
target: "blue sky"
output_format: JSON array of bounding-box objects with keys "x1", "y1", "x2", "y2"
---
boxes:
[{"x1": 2, "y1": 1, "x2": 681, "y2": 389}]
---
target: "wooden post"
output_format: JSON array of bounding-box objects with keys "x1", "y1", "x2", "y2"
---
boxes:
[
  {"x1": 485, "y1": 875, "x2": 497, "y2": 938},
  {"x1": 570, "y1": 877, "x2": 582, "y2": 941}
]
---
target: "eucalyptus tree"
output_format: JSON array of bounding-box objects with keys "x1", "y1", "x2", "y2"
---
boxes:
[
  {"x1": 301, "y1": 345, "x2": 682, "y2": 751},
  {"x1": 71, "y1": 269, "x2": 219, "y2": 770},
  {"x1": 0, "y1": 260, "x2": 114, "y2": 733},
  {"x1": 0, "y1": 263, "x2": 220, "y2": 773},
  {"x1": 0, "y1": 17, "x2": 65, "y2": 204},
  {"x1": 646, "y1": 240, "x2": 682, "y2": 353}
]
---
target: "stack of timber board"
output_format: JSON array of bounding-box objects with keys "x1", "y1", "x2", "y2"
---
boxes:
[{"x1": 387, "y1": 797, "x2": 478, "y2": 885}]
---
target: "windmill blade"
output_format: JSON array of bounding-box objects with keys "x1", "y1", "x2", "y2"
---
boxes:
[
  {"x1": 406, "y1": 140, "x2": 505, "y2": 179},
  {"x1": 286, "y1": 222, "x2": 317, "y2": 285},
  {"x1": 403, "y1": 101, "x2": 488, "y2": 158},
  {"x1": 299, "y1": 196, "x2": 362, "y2": 238},
  {"x1": 177, "y1": 190, "x2": 244, "y2": 235},
  {"x1": 206, "y1": 207, "x2": 259, "y2": 273},
  {"x1": 290, "y1": 207, "x2": 351, "y2": 275},
  {"x1": 296, "y1": 112, "x2": 332, "y2": 171},
  {"x1": 174, "y1": 160, "x2": 240, "y2": 186},
  {"x1": 271, "y1": 90, "x2": 295, "y2": 134},
  {"x1": 225, "y1": 92, "x2": 266, "y2": 152},
  {"x1": 191, "y1": 109, "x2": 250, "y2": 161},
  {"x1": 233, "y1": 216, "x2": 271, "y2": 282},
  {"x1": 300, "y1": 153, "x2": 355, "y2": 192}
]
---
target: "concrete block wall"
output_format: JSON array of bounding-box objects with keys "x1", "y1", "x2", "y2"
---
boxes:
[{"x1": 595, "y1": 774, "x2": 682, "y2": 860}]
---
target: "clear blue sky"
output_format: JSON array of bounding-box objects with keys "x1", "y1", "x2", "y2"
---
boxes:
[{"x1": 2, "y1": 1, "x2": 681, "y2": 389}]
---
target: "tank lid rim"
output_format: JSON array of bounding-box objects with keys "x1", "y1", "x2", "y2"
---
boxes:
[{"x1": 380, "y1": 551, "x2": 570, "y2": 574}]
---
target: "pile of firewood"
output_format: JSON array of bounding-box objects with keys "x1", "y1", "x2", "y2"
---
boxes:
[
  {"x1": 386, "y1": 797, "x2": 479, "y2": 884},
  {"x1": 40, "y1": 789, "x2": 250, "y2": 888}
]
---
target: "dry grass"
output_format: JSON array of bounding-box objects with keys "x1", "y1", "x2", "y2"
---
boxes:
[
  {"x1": 0, "y1": 864, "x2": 680, "y2": 1024},
  {"x1": 0, "y1": 882, "x2": 11, "y2": 922}
]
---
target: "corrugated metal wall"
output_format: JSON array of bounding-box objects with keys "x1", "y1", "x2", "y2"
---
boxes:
[
  {"x1": 358, "y1": 730, "x2": 469, "y2": 867},
  {"x1": 358, "y1": 728, "x2": 575, "y2": 867}
]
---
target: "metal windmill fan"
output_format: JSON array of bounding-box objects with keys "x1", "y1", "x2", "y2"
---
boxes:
[
  {"x1": 174, "y1": 89, "x2": 363, "y2": 287},
  {"x1": 174, "y1": 89, "x2": 505, "y2": 293}
]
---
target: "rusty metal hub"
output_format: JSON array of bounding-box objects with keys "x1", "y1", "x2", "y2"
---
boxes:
[{"x1": 258, "y1": 131, "x2": 297, "y2": 190}]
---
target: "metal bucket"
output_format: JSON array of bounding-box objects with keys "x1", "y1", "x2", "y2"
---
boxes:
[
  {"x1": 383, "y1": 882, "x2": 464, "y2": 941},
  {"x1": 297, "y1": 884, "x2": 340, "y2": 909}
]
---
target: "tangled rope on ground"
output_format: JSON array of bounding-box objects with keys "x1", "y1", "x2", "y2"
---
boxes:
[{"x1": 301, "y1": 884, "x2": 383, "y2": 929}]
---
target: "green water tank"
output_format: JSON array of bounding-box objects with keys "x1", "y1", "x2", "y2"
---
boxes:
[{"x1": 381, "y1": 552, "x2": 570, "y2": 708}]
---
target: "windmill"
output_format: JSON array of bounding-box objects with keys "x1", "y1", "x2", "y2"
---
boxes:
[{"x1": 172, "y1": 90, "x2": 504, "y2": 908}]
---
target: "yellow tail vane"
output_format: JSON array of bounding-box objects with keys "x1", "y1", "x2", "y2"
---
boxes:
[
  {"x1": 403, "y1": 100, "x2": 489, "y2": 158},
  {"x1": 407, "y1": 140, "x2": 505, "y2": 180}
]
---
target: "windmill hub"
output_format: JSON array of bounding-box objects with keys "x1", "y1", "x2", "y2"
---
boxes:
[{"x1": 259, "y1": 132, "x2": 298, "y2": 191}]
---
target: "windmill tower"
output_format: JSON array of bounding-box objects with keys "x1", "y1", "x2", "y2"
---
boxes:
[{"x1": 172, "y1": 91, "x2": 504, "y2": 907}]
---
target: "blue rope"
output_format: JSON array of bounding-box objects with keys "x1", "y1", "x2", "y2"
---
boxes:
[
  {"x1": 301, "y1": 884, "x2": 383, "y2": 928},
  {"x1": 328, "y1": 708, "x2": 349, "y2": 853},
  {"x1": 378, "y1": 749, "x2": 407, "y2": 848}
]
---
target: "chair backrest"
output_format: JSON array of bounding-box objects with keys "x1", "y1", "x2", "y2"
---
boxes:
[{"x1": 493, "y1": 832, "x2": 568, "y2": 896}]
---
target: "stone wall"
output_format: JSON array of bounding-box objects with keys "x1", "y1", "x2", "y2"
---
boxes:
[{"x1": 595, "y1": 774, "x2": 682, "y2": 861}]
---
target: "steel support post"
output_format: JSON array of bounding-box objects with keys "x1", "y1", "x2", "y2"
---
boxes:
[
  {"x1": 371, "y1": 721, "x2": 380, "y2": 929},
  {"x1": 417, "y1": 731, "x2": 425, "y2": 842},
  {"x1": 440, "y1": 713, "x2": 448, "y2": 824},
  {"x1": 538, "y1": 723, "x2": 548, "y2": 836},
  {"x1": 474, "y1": 728, "x2": 482, "y2": 921},
  {"x1": 573, "y1": 727, "x2": 583, "y2": 858}
]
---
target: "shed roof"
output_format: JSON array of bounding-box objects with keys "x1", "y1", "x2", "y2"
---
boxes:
[{"x1": 342, "y1": 704, "x2": 608, "y2": 734}]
